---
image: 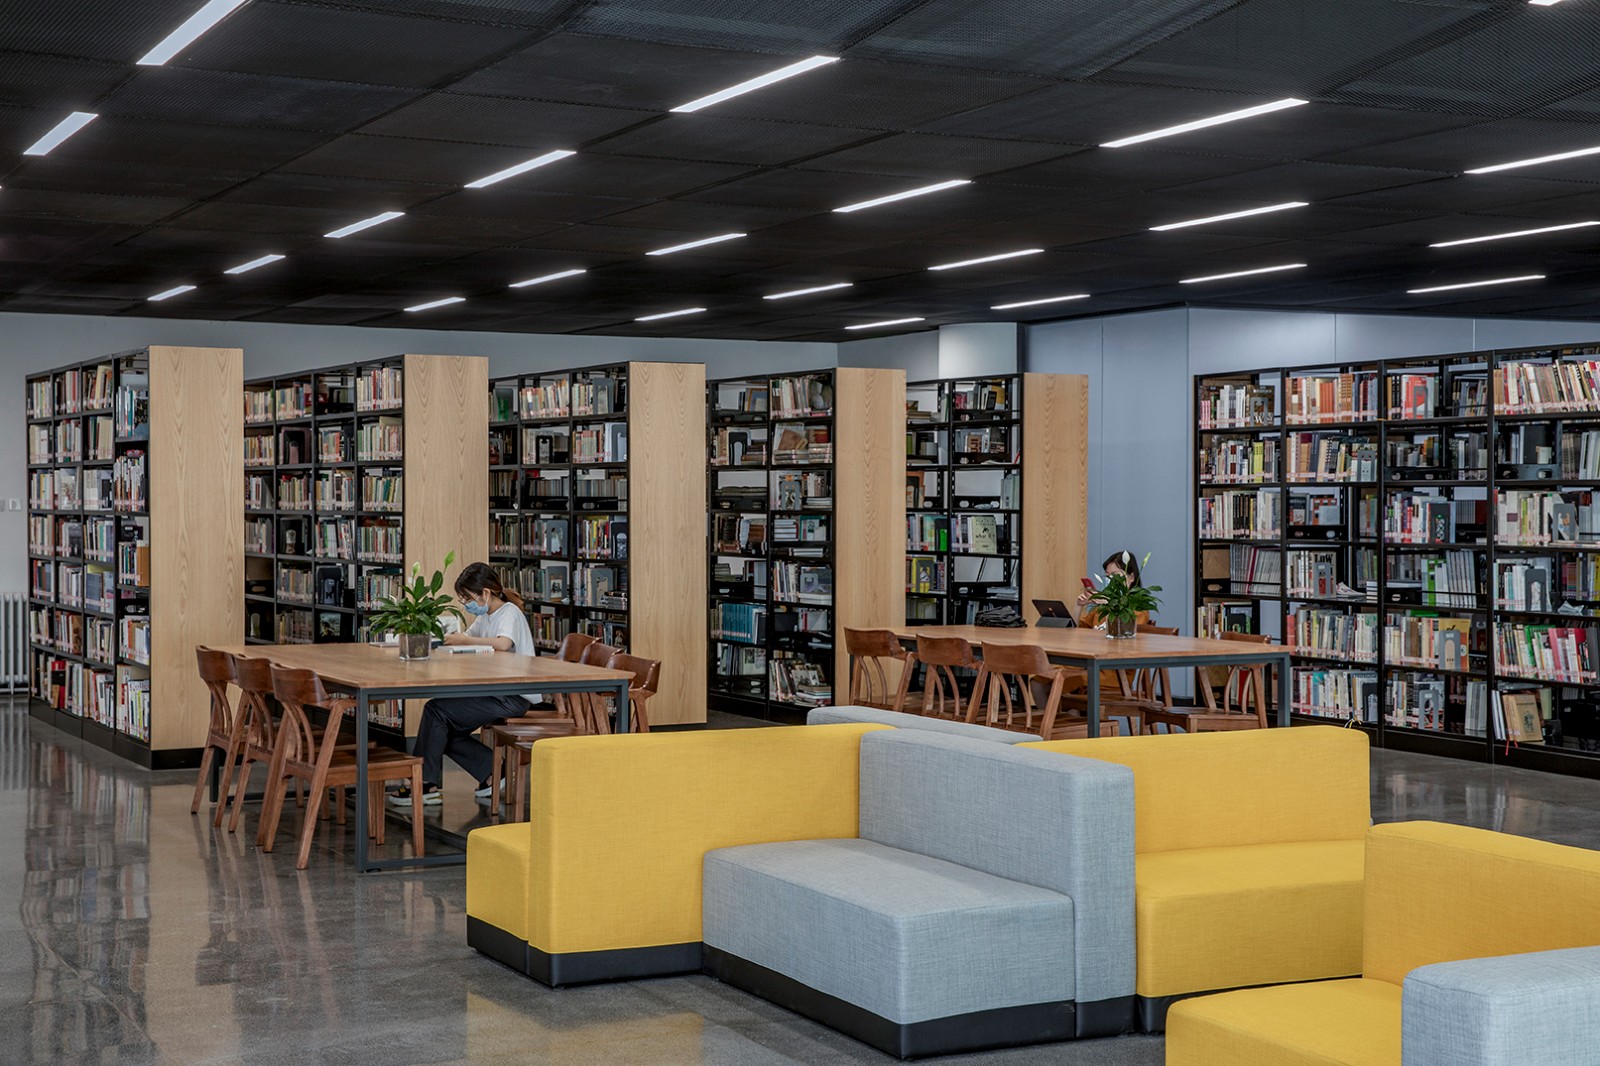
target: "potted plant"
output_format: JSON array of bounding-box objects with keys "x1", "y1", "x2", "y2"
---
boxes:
[
  {"x1": 1084, "y1": 552, "x2": 1162, "y2": 639},
  {"x1": 366, "y1": 552, "x2": 462, "y2": 661}
]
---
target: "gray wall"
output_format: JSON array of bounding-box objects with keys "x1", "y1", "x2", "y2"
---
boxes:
[{"x1": 1027, "y1": 307, "x2": 1600, "y2": 649}]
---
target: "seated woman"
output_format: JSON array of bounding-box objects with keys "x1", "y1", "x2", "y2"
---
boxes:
[
  {"x1": 1076, "y1": 550, "x2": 1151, "y2": 628},
  {"x1": 389, "y1": 562, "x2": 536, "y2": 808}
]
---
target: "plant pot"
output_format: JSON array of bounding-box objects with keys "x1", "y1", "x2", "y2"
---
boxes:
[
  {"x1": 398, "y1": 633, "x2": 432, "y2": 661},
  {"x1": 1105, "y1": 615, "x2": 1138, "y2": 640}
]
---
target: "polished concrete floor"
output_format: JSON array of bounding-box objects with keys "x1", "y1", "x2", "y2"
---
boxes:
[{"x1": 7, "y1": 698, "x2": 1600, "y2": 1066}]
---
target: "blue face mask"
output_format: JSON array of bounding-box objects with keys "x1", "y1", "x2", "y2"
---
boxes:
[{"x1": 463, "y1": 599, "x2": 489, "y2": 617}]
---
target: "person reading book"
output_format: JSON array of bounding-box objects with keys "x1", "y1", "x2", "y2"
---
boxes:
[{"x1": 390, "y1": 562, "x2": 537, "y2": 809}]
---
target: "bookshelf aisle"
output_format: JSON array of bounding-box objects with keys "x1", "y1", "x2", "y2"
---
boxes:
[
  {"x1": 1195, "y1": 342, "x2": 1600, "y2": 778},
  {"x1": 245, "y1": 354, "x2": 487, "y2": 736},
  {"x1": 486, "y1": 361, "x2": 705, "y2": 725},
  {"x1": 708, "y1": 368, "x2": 904, "y2": 721},
  {"x1": 28, "y1": 347, "x2": 242, "y2": 769}
]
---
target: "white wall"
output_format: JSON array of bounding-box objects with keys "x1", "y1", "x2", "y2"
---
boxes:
[{"x1": 1029, "y1": 307, "x2": 1600, "y2": 644}]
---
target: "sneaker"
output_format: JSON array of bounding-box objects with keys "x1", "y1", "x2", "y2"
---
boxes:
[
  {"x1": 474, "y1": 778, "x2": 505, "y2": 802},
  {"x1": 388, "y1": 785, "x2": 442, "y2": 808}
]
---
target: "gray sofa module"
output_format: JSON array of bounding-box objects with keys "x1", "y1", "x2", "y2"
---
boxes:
[
  {"x1": 806, "y1": 704, "x2": 1039, "y2": 742},
  {"x1": 702, "y1": 728, "x2": 1136, "y2": 1058}
]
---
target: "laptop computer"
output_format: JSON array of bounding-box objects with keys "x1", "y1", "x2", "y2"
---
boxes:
[{"x1": 1031, "y1": 599, "x2": 1077, "y2": 628}]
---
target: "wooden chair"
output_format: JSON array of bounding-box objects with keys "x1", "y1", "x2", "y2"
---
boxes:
[
  {"x1": 190, "y1": 647, "x2": 239, "y2": 816},
  {"x1": 485, "y1": 632, "x2": 597, "y2": 817},
  {"x1": 903, "y1": 634, "x2": 979, "y2": 718},
  {"x1": 221, "y1": 654, "x2": 284, "y2": 832},
  {"x1": 1069, "y1": 624, "x2": 1178, "y2": 736},
  {"x1": 969, "y1": 642, "x2": 1118, "y2": 740},
  {"x1": 489, "y1": 641, "x2": 619, "y2": 820},
  {"x1": 607, "y1": 652, "x2": 661, "y2": 733},
  {"x1": 843, "y1": 628, "x2": 909, "y2": 710},
  {"x1": 1143, "y1": 632, "x2": 1273, "y2": 735},
  {"x1": 260, "y1": 664, "x2": 425, "y2": 870}
]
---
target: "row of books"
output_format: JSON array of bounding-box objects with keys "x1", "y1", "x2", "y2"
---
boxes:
[
  {"x1": 1495, "y1": 359, "x2": 1600, "y2": 414},
  {"x1": 949, "y1": 514, "x2": 1005, "y2": 554},
  {"x1": 952, "y1": 425, "x2": 1013, "y2": 463},
  {"x1": 572, "y1": 422, "x2": 628, "y2": 464},
  {"x1": 244, "y1": 433, "x2": 275, "y2": 467},
  {"x1": 278, "y1": 474, "x2": 312, "y2": 511},
  {"x1": 950, "y1": 380, "x2": 1012, "y2": 414},
  {"x1": 1388, "y1": 549, "x2": 1478, "y2": 608},
  {"x1": 117, "y1": 536, "x2": 148, "y2": 589},
  {"x1": 774, "y1": 471, "x2": 830, "y2": 511},
  {"x1": 520, "y1": 380, "x2": 569, "y2": 419},
  {"x1": 772, "y1": 423, "x2": 830, "y2": 464},
  {"x1": 769, "y1": 654, "x2": 830, "y2": 706},
  {"x1": 119, "y1": 617, "x2": 150, "y2": 665},
  {"x1": 907, "y1": 555, "x2": 947, "y2": 594},
  {"x1": 571, "y1": 564, "x2": 626, "y2": 610},
  {"x1": 245, "y1": 517, "x2": 273, "y2": 555},
  {"x1": 84, "y1": 517, "x2": 115, "y2": 562},
  {"x1": 1197, "y1": 600, "x2": 1256, "y2": 638},
  {"x1": 271, "y1": 381, "x2": 313, "y2": 420},
  {"x1": 356, "y1": 521, "x2": 403, "y2": 563},
  {"x1": 1201, "y1": 438, "x2": 1278, "y2": 483},
  {"x1": 1492, "y1": 558, "x2": 1558, "y2": 612},
  {"x1": 1292, "y1": 667, "x2": 1379, "y2": 722},
  {"x1": 575, "y1": 515, "x2": 627, "y2": 560},
  {"x1": 1385, "y1": 615, "x2": 1475, "y2": 671},
  {"x1": 1287, "y1": 607, "x2": 1377, "y2": 662},
  {"x1": 1286, "y1": 432, "x2": 1376, "y2": 482},
  {"x1": 1286, "y1": 372, "x2": 1378, "y2": 425},
  {"x1": 711, "y1": 602, "x2": 766, "y2": 644},
  {"x1": 316, "y1": 471, "x2": 356, "y2": 511},
  {"x1": 715, "y1": 382, "x2": 769, "y2": 415},
  {"x1": 1389, "y1": 430, "x2": 1486, "y2": 478},
  {"x1": 1494, "y1": 624, "x2": 1599, "y2": 685},
  {"x1": 245, "y1": 387, "x2": 275, "y2": 424},
  {"x1": 1199, "y1": 490, "x2": 1281, "y2": 540},
  {"x1": 712, "y1": 427, "x2": 768, "y2": 467},
  {"x1": 773, "y1": 561, "x2": 832, "y2": 604},
  {"x1": 113, "y1": 452, "x2": 147, "y2": 512},
  {"x1": 355, "y1": 366, "x2": 403, "y2": 412},
  {"x1": 361, "y1": 473, "x2": 403, "y2": 512},
  {"x1": 773, "y1": 515, "x2": 827, "y2": 546},
  {"x1": 1496, "y1": 489, "x2": 1596, "y2": 545},
  {"x1": 908, "y1": 514, "x2": 947, "y2": 552},
  {"x1": 318, "y1": 425, "x2": 350, "y2": 463},
  {"x1": 356, "y1": 417, "x2": 403, "y2": 462},
  {"x1": 1226, "y1": 544, "x2": 1282, "y2": 595},
  {"x1": 1384, "y1": 491, "x2": 1466, "y2": 545},
  {"x1": 113, "y1": 377, "x2": 150, "y2": 441},
  {"x1": 714, "y1": 641, "x2": 766, "y2": 682},
  {"x1": 770, "y1": 375, "x2": 832, "y2": 418},
  {"x1": 276, "y1": 567, "x2": 314, "y2": 604},
  {"x1": 1198, "y1": 382, "x2": 1274, "y2": 428},
  {"x1": 573, "y1": 376, "x2": 625, "y2": 417}
]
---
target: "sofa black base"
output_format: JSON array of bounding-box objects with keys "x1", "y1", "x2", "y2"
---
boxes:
[
  {"x1": 704, "y1": 945, "x2": 1098, "y2": 1059},
  {"x1": 529, "y1": 942, "x2": 703, "y2": 987},
  {"x1": 467, "y1": 916, "x2": 529, "y2": 974}
]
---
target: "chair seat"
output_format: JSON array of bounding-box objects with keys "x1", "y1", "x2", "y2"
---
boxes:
[
  {"x1": 1144, "y1": 706, "x2": 1262, "y2": 733},
  {"x1": 1166, "y1": 978, "x2": 1400, "y2": 1066},
  {"x1": 703, "y1": 837, "x2": 1075, "y2": 1027},
  {"x1": 466, "y1": 822, "x2": 534, "y2": 968},
  {"x1": 1136, "y1": 840, "x2": 1364, "y2": 1001}
]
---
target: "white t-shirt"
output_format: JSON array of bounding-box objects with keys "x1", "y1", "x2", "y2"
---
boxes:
[{"x1": 468, "y1": 602, "x2": 538, "y2": 701}]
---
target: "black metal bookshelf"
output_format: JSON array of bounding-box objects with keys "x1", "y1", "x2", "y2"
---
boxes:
[
  {"x1": 708, "y1": 370, "x2": 837, "y2": 721},
  {"x1": 1195, "y1": 342, "x2": 1600, "y2": 778},
  {"x1": 905, "y1": 375, "x2": 1023, "y2": 626},
  {"x1": 486, "y1": 363, "x2": 631, "y2": 655},
  {"x1": 26, "y1": 350, "x2": 152, "y2": 762}
]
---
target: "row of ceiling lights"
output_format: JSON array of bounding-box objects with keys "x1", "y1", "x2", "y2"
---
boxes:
[{"x1": 5, "y1": 0, "x2": 1591, "y2": 329}]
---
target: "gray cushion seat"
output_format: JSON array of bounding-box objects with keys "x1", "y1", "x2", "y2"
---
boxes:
[{"x1": 702, "y1": 729, "x2": 1136, "y2": 1058}]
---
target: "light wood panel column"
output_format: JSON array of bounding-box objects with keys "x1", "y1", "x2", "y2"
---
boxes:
[
  {"x1": 1020, "y1": 372, "x2": 1089, "y2": 623},
  {"x1": 149, "y1": 346, "x2": 243, "y2": 753},
  {"x1": 627, "y1": 361, "x2": 708, "y2": 725},
  {"x1": 834, "y1": 367, "x2": 907, "y2": 683}
]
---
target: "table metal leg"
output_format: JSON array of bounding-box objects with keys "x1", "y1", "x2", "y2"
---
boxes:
[
  {"x1": 1277, "y1": 652, "x2": 1291, "y2": 727},
  {"x1": 613, "y1": 681, "x2": 632, "y2": 733},
  {"x1": 1086, "y1": 667, "x2": 1101, "y2": 738},
  {"x1": 355, "y1": 692, "x2": 370, "y2": 873}
]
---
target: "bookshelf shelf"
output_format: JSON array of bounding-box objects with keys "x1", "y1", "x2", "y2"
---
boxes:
[
  {"x1": 28, "y1": 347, "x2": 243, "y2": 768},
  {"x1": 488, "y1": 361, "x2": 705, "y2": 725},
  {"x1": 708, "y1": 368, "x2": 904, "y2": 721},
  {"x1": 1197, "y1": 343, "x2": 1600, "y2": 776},
  {"x1": 246, "y1": 355, "x2": 488, "y2": 734}
]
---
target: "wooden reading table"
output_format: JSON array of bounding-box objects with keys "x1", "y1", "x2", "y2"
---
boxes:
[
  {"x1": 212, "y1": 642, "x2": 632, "y2": 872},
  {"x1": 888, "y1": 625, "x2": 1292, "y2": 737}
]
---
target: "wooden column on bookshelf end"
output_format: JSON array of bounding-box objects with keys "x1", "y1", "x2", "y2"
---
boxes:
[
  {"x1": 834, "y1": 367, "x2": 908, "y2": 684},
  {"x1": 401, "y1": 354, "x2": 490, "y2": 732},
  {"x1": 628, "y1": 362, "x2": 708, "y2": 725},
  {"x1": 1020, "y1": 372, "x2": 1089, "y2": 623},
  {"x1": 149, "y1": 346, "x2": 244, "y2": 758}
]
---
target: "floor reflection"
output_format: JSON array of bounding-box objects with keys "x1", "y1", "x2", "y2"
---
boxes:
[{"x1": 6, "y1": 696, "x2": 1599, "y2": 1065}]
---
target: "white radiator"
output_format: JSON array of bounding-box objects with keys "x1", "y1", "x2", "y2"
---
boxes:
[{"x1": 0, "y1": 594, "x2": 24, "y2": 691}]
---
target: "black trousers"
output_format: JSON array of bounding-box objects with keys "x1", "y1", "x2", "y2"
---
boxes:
[{"x1": 416, "y1": 694, "x2": 529, "y2": 786}]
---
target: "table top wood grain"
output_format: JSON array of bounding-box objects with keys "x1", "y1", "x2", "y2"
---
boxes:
[
  {"x1": 208, "y1": 642, "x2": 632, "y2": 690},
  {"x1": 888, "y1": 625, "x2": 1286, "y2": 663}
]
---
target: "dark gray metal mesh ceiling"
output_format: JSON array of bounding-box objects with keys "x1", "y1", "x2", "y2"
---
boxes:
[{"x1": 2, "y1": 0, "x2": 1599, "y2": 338}]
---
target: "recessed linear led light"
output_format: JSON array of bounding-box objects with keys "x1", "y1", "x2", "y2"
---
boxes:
[
  {"x1": 670, "y1": 56, "x2": 839, "y2": 113},
  {"x1": 137, "y1": 0, "x2": 250, "y2": 65},
  {"x1": 1430, "y1": 220, "x2": 1600, "y2": 248},
  {"x1": 636, "y1": 307, "x2": 706, "y2": 322},
  {"x1": 1151, "y1": 201, "x2": 1308, "y2": 231},
  {"x1": 764, "y1": 282, "x2": 854, "y2": 300},
  {"x1": 846, "y1": 317, "x2": 925, "y2": 331},
  {"x1": 1181, "y1": 263, "x2": 1307, "y2": 284},
  {"x1": 929, "y1": 248, "x2": 1043, "y2": 271},
  {"x1": 1466, "y1": 144, "x2": 1600, "y2": 174},
  {"x1": 224, "y1": 253, "x2": 285, "y2": 275},
  {"x1": 465, "y1": 149, "x2": 576, "y2": 189},
  {"x1": 1407, "y1": 274, "x2": 1545, "y2": 294},
  {"x1": 510, "y1": 268, "x2": 586, "y2": 289},
  {"x1": 834, "y1": 179, "x2": 970, "y2": 214},
  {"x1": 324, "y1": 211, "x2": 404, "y2": 239},
  {"x1": 991, "y1": 293, "x2": 1091, "y2": 310},
  {"x1": 405, "y1": 297, "x2": 466, "y2": 312},
  {"x1": 1101, "y1": 98, "x2": 1309, "y2": 149},
  {"x1": 23, "y1": 112, "x2": 97, "y2": 156},
  {"x1": 646, "y1": 233, "x2": 745, "y2": 256},
  {"x1": 1529, "y1": 1, "x2": 1569, "y2": 7},
  {"x1": 148, "y1": 284, "x2": 196, "y2": 302}
]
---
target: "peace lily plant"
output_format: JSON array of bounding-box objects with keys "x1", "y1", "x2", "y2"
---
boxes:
[
  {"x1": 366, "y1": 551, "x2": 463, "y2": 660},
  {"x1": 1083, "y1": 551, "x2": 1162, "y2": 639}
]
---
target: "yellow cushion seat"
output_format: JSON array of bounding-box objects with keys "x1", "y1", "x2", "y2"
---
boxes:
[
  {"x1": 1136, "y1": 839, "x2": 1365, "y2": 998},
  {"x1": 1166, "y1": 978, "x2": 1400, "y2": 1066}
]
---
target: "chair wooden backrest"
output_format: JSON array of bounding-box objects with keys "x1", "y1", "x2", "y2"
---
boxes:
[
  {"x1": 1130, "y1": 624, "x2": 1179, "y2": 708},
  {"x1": 1215, "y1": 631, "x2": 1272, "y2": 726},
  {"x1": 568, "y1": 642, "x2": 621, "y2": 733},
  {"x1": 911, "y1": 634, "x2": 979, "y2": 718},
  {"x1": 268, "y1": 664, "x2": 353, "y2": 777},
  {"x1": 607, "y1": 652, "x2": 661, "y2": 733},
  {"x1": 970, "y1": 642, "x2": 1068, "y2": 732},
  {"x1": 196, "y1": 646, "x2": 237, "y2": 739},
  {"x1": 843, "y1": 627, "x2": 907, "y2": 710},
  {"x1": 555, "y1": 631, "x2": 598, "y2": 663}
]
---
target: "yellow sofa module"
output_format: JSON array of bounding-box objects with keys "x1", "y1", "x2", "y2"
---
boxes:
[
  {"x1": 466, "y1": 723, "x2": 883, "y2": 985},
  {"x1": 1023, "y1": 725, "x2": 1370, "y2": 1030},
  {"x1": 1167, "y1": 820, "x2": 1600, "y2": 1066}
]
